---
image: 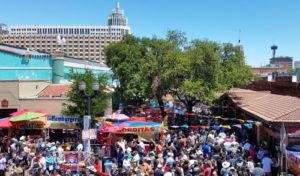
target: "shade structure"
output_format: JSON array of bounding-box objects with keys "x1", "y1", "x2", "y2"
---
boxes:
[
  {"x1": 10, "y1": 112, "x2": 46, "y2": 122},
  {"x1": 10, "y1": 109, "x2": 29, "y2": 116},
  {"x1": 0, "y1": 118, "x2": 13, "y2": 128},
  {"x1": 106, "y1": 113, "x2": 129, "y2": 121},
  {"x1": 31, "y1": 116, "x2": 48, "y2": 124}
]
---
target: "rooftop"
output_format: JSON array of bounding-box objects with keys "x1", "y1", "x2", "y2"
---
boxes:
[
  {"x1": 0, "y1": 44, "x2": 50, "y2": 57},
  {"x1": 38, "y1": 84, "x2": 72, "y2": 98},
  {"x1": 227, "y1": 88, "x2": 300, "y2": 123}
]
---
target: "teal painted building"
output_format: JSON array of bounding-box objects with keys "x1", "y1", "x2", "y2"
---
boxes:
[{"x1": 0, "y1": 44, "x2": 112, "y2": 83}]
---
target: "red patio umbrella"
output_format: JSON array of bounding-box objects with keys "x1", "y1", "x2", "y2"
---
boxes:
[{"x1": 0, "y1": 118, "x2": 13, "y2": 128}]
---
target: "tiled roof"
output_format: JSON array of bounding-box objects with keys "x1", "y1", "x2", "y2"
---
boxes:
[
  {"x1": 274, "y1": 108, "x2": 300, "y2": 122},
  {"x1": 38, "y1": 84, "x2": 72, "y2": 98},
  {"x1": 227, "y1": 88, "x2": 300, "y2": 122}
]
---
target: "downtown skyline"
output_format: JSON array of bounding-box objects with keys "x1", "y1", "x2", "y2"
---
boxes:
[{"x1": 1, "y1": 0, "x2": 300, "y2": 66}]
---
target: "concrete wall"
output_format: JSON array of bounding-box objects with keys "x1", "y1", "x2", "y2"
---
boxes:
[
  {"x1": 0, "y1": 81, "x2": 20, "y2": 110},
  {"x1": 19, "y1": 98, "x2": 68, "y2": 114},
  {"x1": 19, "y1": 81, "x2": 50, "y2": 98}
]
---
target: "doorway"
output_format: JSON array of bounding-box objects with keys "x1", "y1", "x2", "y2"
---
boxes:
[{"x1": 0, "y1": 108, "x2": 17, "y2": 118}]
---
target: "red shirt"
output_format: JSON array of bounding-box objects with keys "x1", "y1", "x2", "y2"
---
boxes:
[
  {"x1": 203, "y1": 167, "x2": 212, "y2": 176},
  {"x1": 94, "y1": 163, "x2": 102, "y2": 173}
]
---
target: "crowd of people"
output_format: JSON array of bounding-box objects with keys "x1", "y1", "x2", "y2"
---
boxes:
[
  {"x1": 0, "y1": 134, "x2": 105, "y2": 176},
  {"x1": 0, "y1": 113, "x2": 281, "y2": 176},
  {"x1": 107, "y1": 126, "x2": 278, "y2": 176}
]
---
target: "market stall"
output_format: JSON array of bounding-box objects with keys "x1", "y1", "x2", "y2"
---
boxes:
[
  {"x1": 46, "y1": 115, "x2": 80, "y2": 143},
  {"x1": 98, "y1": 120, "x2": 163, "y2": 156}
]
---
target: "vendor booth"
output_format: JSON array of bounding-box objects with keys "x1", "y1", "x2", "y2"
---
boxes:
[
  {"x1": 98, "y1": 121, "x2": 163, "y2": 156},
  {"x1": 46, "y1": 115, "x2": 80, "y2": 142}
]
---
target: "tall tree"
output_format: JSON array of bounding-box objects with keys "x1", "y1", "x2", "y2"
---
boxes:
[
  {"x1": 105, "y1": 35, "x2": 148, "y2": 111},
  {"x1": 220, "y1": 43, "x2": 254, "y2": 89},
  {"x1": 172, "y1": 40, "x2": 222, "y2": 112},
  {"x1": 142, "y1": 37, "x2": 182, "y2": 116},
  {"x1": 62, "y1": 70, "x2": 110, "y2": 120}
]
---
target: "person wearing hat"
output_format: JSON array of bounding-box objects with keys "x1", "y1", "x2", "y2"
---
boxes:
[
  {"x1": 157, "y1": 153, "x2": 164, "y2": 165},
  {"x1": 143, "y1": 157, "x2": 153, "y2": 176},
  {"x1": 154, "y1": 163, "x2": 164, "y2": 176},
  {"x1": 253, "y1": 162, "x2": 265, "y2": 176},
  {"x1": 166, "y1": 152, "x2": 175, "y2": 168},
  {"x1": 202, "y1": 161, "x2": 212, "y2": 176},
  {"x1": 220, "y1": 161, "x2": 230, "y2": 176},
  {"x1": 261, "y1": 153, "x2": 273, "y2": 176},
  {"x1": 247, "y1": 156, "x2": 255, "y2": 174},
  {"x1": 0, "y1": 154, "x2": 6, "y2": 176},
  {"x1": 132, "y1": 151, "x2": 141, "y2": 166},
  {"x1": 123, "y1": 154, "x2": 131, "y2": 169}
]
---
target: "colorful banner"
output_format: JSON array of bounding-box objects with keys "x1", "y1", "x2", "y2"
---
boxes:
[
  {"x1": 48, "y1": 115, "x2": 80, "y2": 123},
  {"x1": 102, "y1": 121, "x2": 162, "y2": 134},
  {"x1": 115, "y1": 126, "x2": 155, "y2": 134},
  {"x1": 47, "y1": 115, "x2": 79, "y2": 129}
]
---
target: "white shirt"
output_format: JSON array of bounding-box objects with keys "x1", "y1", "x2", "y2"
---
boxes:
[
  {"x1": 123, "y1": 158, "x2": 131, "y2": 168},
  {"x1": 77, "y1": 144, "x2": 83, "y2": 151},
  {"x1": 247, "y1": 161, "x2": 254, "y2": 173},
  {"x1": 139, "y1": 142, "x2": 145, "y2": 150},
  {"x1": 39, "y1": 157, "x2": 46, "y2": 171},
  {"x1": 133, "y1": 154, "x2": 140, "y2": 164},
  {"x1": 0, "y1": 157, "x2": 6, "y2": 170},
  {"x1": 261, "y1": 157, "x2": 273, "y2": 173},
  {"x1": 117, "y1": 140, "x2": 126, "y2": 152}
]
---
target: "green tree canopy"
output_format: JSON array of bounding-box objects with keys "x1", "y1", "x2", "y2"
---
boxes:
[
  {"x1": 62, "y1": 70, "x2": 110, "y2": 119},
  {"x1": 105, "y1": 35, "x2": 148, "y2": 110},
  {"x1": 105, "y1": 31, "x2": 254, "y2": 114}
]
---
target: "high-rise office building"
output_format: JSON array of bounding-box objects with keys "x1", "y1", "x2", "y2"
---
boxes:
[{"x1": 0, "y1": 1, "x2": 131, "y2": 63}]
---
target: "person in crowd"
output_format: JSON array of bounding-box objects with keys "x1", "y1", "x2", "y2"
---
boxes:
[
  {"x1": 0, "y1": 154, "x2": 6, "y2": 176},
  {"x1": 261, "y1": 153, "x2": 273, "y2": 176},
  {"x1": 0, "y1": 110, "x2": 282, "y2": 176},
  {"x1": 253, "y1": 162, "x2": 265, "y2": 176}
]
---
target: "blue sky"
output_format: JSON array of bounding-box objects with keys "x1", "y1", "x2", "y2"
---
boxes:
[{"x1": 1, "y1": 0, "x2": 300, "y2": 66}]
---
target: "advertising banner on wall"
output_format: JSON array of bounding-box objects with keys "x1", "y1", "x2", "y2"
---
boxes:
[{"x1": 47, "y1": 115, "x2": 79, "y2": 129}]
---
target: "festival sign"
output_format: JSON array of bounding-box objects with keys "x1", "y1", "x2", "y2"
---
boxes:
[
  {"x1": 112, "y1": 121, "x2": 162, "y2": 134},
  {"x1": 47, "y1": 115, "x2": 79, "y2": 129},
  {"x1": 82, "y1": 129, "x2": 97, "y2": 140},
  {"x1": 116, "y1": 126, "x2": 155, "y2": 134}
]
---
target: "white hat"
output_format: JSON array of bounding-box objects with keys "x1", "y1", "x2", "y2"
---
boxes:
[
  {"x1": 157, "y1": 164, "x2": 163, "y2": 168},
  {"x1": 19, "y1": 136, "x2": 26, "y2": 141},
  {"x1": 24, "y1": 146, "x2": 30, "y2": 153},
  {"x1": 196, "y1": 150, "x2": 203, "y2": 155},
  {"x1": 167, "y1": 152, "x2": 174, "y2": 157},
  {"x1": 222, "y1": 161, "x2": 230, "y2": 168},
  {"x1": 158, "y1": 153, "x2": 163, "y2": 158},
  {"x1": 164, "y1": 172, "x2": 172, "y2": 176}
]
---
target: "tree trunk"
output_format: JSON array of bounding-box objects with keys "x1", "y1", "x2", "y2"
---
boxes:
[
  {"x1": 157, "y1": 97, "x2": 166, "y2": 118},
  {"x1": 187, "y1": 104, "x2": 193, "y2": 113}
]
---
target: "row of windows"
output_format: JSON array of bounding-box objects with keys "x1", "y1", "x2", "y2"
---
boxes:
[
  {"x1": 3, "y1": 35, "x2": 121, "y2": 41},
  {"x1": 10, "y1": 40, "x2": 111, "y2": 44},
  {"x1": 4, "y1": 36, "x2": 119, "y2": 40}
]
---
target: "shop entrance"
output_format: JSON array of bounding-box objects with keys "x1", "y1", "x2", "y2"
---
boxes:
[{"x1": 0, "y1": 108, "x2": 17, "y2": 118}]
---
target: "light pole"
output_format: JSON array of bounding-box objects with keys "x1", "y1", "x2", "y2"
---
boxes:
[{"x1": 79, "y1": 81, "x2": 100, "y2": 152}]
